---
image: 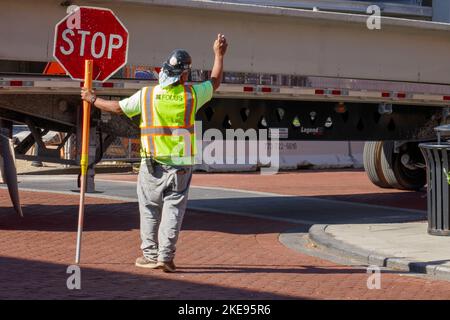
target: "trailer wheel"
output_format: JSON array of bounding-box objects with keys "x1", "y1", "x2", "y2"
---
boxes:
[
  {"x1": 363, "y1": 141, "x2": 391, "y2": 188},
  {"x1": 380, "y1": 141, "x2": 426, "y2": 190}
]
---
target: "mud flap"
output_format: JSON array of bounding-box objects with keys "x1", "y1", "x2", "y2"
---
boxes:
[{"x1": 0, "y1": 134, "x2": 23, "y2": 217}]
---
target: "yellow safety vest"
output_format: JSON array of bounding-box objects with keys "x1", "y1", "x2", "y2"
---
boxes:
[{"x1": 140, "y1": 84, "x2": 197, "y2": 165}]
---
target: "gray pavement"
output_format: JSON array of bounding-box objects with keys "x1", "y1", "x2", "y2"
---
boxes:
[{"x1": 11, "y1": 174, "x2": 424, "y2": 225}]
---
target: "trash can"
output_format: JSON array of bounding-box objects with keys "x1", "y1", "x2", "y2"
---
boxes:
[{"x1": 419, "y1": 124, "x2": 450, "y2": 236}]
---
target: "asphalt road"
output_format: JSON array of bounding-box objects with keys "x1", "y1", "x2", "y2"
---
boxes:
[{"x1": 10, "y1": 174, "x2": 425, "y2": 225}]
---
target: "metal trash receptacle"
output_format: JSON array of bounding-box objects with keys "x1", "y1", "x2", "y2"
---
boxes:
[{"x1": 419, "y1": 124, "x2": 450, "y2": 236}]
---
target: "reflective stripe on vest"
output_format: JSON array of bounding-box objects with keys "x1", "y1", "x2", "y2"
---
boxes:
[
  {"x1": 184, "y1": 85, "x2": 195, "y2": 126},
  {"x1": 141, "y1": 126, "x2": 195, "y2": 135},
  {"x1": 140, "y1": 85, "x2": 196, "y2": 160},
  {"x1": 141, "y1": 86, "x2": 156, "y2": 156}
]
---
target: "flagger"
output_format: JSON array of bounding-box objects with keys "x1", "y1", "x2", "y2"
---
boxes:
[{"x1": 81, "y1": 34, "x2": 228, "y2": 272}]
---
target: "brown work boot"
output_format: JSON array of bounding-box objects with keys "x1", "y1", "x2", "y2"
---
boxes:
[
  {"x1": 135, "y1": 256, "x2": 158, "y2": 269},
  {"x1": 156, "y1": 260, "x2": 176, "y2": 273}
]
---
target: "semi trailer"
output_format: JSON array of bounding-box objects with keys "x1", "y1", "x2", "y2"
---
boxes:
[{"x1": 1, "y1": 0, "x2": 450, "y2": 213}]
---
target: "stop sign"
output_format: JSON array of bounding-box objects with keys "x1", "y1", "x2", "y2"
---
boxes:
[{"x1": 53, "y1": 7, "x2": 129, "y2": 82}]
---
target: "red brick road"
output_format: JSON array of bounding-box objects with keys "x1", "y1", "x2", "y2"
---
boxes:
[{"x1": 1, "y1": 181, "x2": 449, "y2": 299}]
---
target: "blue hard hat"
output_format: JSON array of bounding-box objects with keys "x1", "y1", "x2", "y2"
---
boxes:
[{"x1": 159, "y1": 49, "x2": 192, "y2": 88}]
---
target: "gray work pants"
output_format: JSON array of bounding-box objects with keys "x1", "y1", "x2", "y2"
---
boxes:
[{"x1": 137, "y1": 160, "x2": 193, "y2": 262}]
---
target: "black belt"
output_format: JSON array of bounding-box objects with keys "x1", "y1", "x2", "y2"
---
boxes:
[
  {"x1": 144, "y1": 157, "x2": 158, "y2": 166},
  {"x1": 143, "y1": 157, "x2": 159, "y2": 173}
]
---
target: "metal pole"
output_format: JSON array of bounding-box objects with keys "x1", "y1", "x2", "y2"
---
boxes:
[{"x1": 75, "y1": 59, "x2": 93, "y2": 264}]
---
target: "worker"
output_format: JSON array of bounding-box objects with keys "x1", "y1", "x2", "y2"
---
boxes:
[{"x1": 81, "y1": 34, "x2": 228, "y2": 272}]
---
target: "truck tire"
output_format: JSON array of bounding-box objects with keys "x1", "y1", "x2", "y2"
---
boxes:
[
  {"x1": 363, "y1": 141, "x2": 391, "y2": 188},
  {"x1": 380, "y1": 141, "x2": 426, "y2": 190}
]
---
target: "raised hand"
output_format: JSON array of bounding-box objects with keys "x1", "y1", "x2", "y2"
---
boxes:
[{"x1": 213, "y1": 33, "x2": 228, "y2": 57}]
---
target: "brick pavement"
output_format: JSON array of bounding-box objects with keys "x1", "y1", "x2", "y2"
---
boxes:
[{"x1": 0, "y1": 186, "x2": 449, "y2": 299}]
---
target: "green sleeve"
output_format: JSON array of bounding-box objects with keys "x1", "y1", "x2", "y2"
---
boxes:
[
  {"x1": 192, "y1": 81, "x2": 213, "y2": 112},
  {"x1": 119, "y1": 90, "x2": 142, "y2": 118}
]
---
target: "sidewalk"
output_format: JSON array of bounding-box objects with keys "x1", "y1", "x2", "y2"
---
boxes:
[{"x1": 309, "y1": 222, "x2": 450, "y2": 281}]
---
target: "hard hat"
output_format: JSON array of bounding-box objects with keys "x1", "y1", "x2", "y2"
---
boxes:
[{"x1": 159, "y1": 49, "x2": 192, "y2": 88}]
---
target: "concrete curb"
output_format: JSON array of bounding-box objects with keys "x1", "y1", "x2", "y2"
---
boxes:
[{"x1": 309, "y1": 224, "x2": 450, "y2": 281}]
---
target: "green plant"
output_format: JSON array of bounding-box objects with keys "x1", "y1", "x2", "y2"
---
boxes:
[{"x1": 443, "y1": 168, "x2": 450, "y2": 185}]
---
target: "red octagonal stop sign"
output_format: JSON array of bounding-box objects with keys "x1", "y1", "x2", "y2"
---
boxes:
[{"x1": 53, "y1": 6, "x2": 129, "y2": 82}]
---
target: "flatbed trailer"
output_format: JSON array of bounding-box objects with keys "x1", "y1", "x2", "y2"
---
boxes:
[{"x1": 1, "y1": 0, "x2": 450, "y2": 206}]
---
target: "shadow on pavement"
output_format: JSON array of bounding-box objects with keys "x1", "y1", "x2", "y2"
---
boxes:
[
  {"x1": 0, "y1": 191, "x2": 425, "y2": 233},
  {"x1": 0, "y1": 203, "x2": 140, "y2": 232},
  {"x1": 312, "y1": 191, "x2": 426, "y2": 212},
  {"x1": 175, "y1": 265, "x2": 392, "y2": 275},
  {"x1": 0, "y1": 202, "x2": 292, "y2": 234},
  {"x1": 188, "y1": 195, "x2": 426, "y2": 225},
  {"x1": 0, "y1": 256, "x2": 301, "y2": 300}
]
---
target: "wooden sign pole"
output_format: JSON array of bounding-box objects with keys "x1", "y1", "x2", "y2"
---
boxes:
[{"x1": 75, "y1": 59, "x2": 93, "y2": 264}]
